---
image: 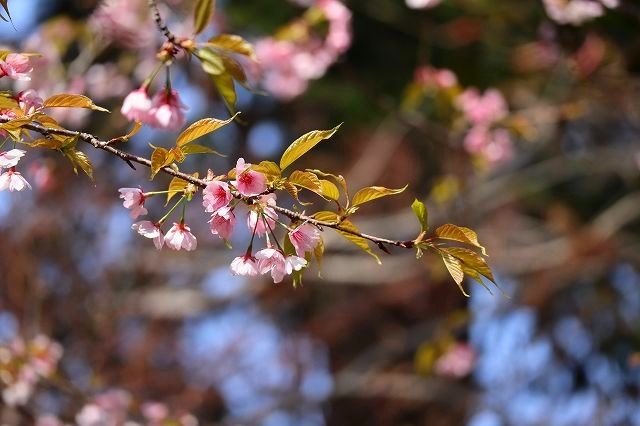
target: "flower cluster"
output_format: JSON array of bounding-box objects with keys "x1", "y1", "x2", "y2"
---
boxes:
[
  {"x1": 0, "y1": 335, "x2": 63, "y2": 406},
  {"x1": 456, "y1": 88, "x2": 513, "y2": 166},
  {"x1": 0, "y1": 149, "x2": 31, "y2": 192},
  {"x1": 543, "y1": 0, "x2": 618, "y2": 25},
  {"x1": 413, "y1": 65, "x2": 458, "y2": 90},
  {"x1": 255, "y1": 0, "x2": 352, "y2": 100},
  {"x1": 121, "y1": 87, "x2": 188, "y2": 131},
  {"x1": 122, "y1": 158, "x2": 322, "y2": 284},
  {"x1": 0, "y1": 53, "x2": 33, "y2": 81}
]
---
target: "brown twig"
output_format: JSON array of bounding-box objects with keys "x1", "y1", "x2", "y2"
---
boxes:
[
  {"x1": 0, "y1": 117, "x2": 415, "y2": 251},
  {"x1": 148, "y1": 0, "x2": 177, "y2": 45}
]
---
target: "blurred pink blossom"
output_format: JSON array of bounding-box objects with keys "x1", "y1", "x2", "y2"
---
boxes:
[
  {"x1": 89, "y1": 0, "x2": 154, "y2": 48},
  {"x1": 132, "y1": 221, "x2": 164, "y2": 250},
  {"x1": 149, "y1": 89, "x2": 188, "y2": 130},
  {"x1": 543, "y1": 0, "x2": 618, "y2": 25},
  {"x1": 230, "y1": 253, "x2": 260, "y2": 276},
  {"x1": 414, "y1": 66, "x2": 458, "y2": 89},
  {"x1": 0, "y1": 53, "x2": 33, "y2": 81},
  {"x1": 406, "y1": 0, "x2": 443, "y2": 9},
  {"x1": 457, "y1": 88, "x2": 508, "y2": 125},
  {"x1": 0, "y1": 149, "x2": 26, "y2": 169},
  {"x1": 434, "y1": 343, "x2": 476, "y2": 378},
  {"x1": 0, "y1": 169, "x2": 31, "y2": 192},
  {"x1": 121, "y1": 87, "x2": 153, "y2": 123}
]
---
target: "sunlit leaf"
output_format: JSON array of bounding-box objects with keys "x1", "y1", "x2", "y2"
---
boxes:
[
  {"x1": 182, "y1": 143, "x2": 224, "y2": 156},
  {"x1": 435, "y1": 224, "x2": 488, "y2": 255},
  {"x1": 207, "y1": 34, "x2": 256, "y2": 59},
  {"x1": 29, "y1": 138, "x2": 63, "y2": 149},
  {"x1": 167, "y1": 176, "x2": 188, "y2": 204},
  {"x1": 213, "y1": 73, "x2": 237, "y2": 114},
  {"x1": 64, "y1": 149, "x2": 94, "y2": 180},
  {"x1": 150, "y1": 147, "x2": 168, "y2": 179},
  {"x1": 220, "y1": 55, "x2": 247, "y2": 85},
  {"x1": 319, "y1": 179, "x2": 340, "y2": 201},
  {"x1": 443, "y1": 247, "x2": 495, "y2": 283},
  {"x1": 283, "y1": 181, "x2": 300, "y2": 201},
  {"x1": 122, "y1": 121, "x2": 142, "y2": 140},
  {"x1": 169, "y1": 146, "x2": 186, "y2": 163},
  {"x1": 439, "y1": 251, "x2": 468, "y2": 297},
  {"x1": 351, "y1": 184, "x2": 407, "y2": 207},
  {"x1": 253, "y1": 161, "x2": 281, "y2": 179},
  {"x1": 197, "y1": 47, "x2": 224, "y2": 75},
  {"x1": 0, "y1": 92, "x2": 19, "y2": 110},
  {"x1": 43, "y1": 94, "x2": 109, "y2": 112},
  {"x1": 411, "y1": 199, "x2": 428, "y2": 232},
  {"x1": 280, "y1": 124, "x2": 342, "y2": 170},
  {"x1": 193, "y1": 0, "x2": 215, "y2": 35},
  {"x1": 288, "y1": 170, "x2": 322, "y2": 192},
  {"x1": 177, "y1": 114, "x2": 238, "y2": 147}
]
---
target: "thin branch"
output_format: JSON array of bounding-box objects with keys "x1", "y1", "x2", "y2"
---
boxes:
[
  {"x1": 1, "y1": 117, "x2": 415, "y2": 250},
  {"x1": 148, "y1": 0, "x2": 177, "y2": 45}
]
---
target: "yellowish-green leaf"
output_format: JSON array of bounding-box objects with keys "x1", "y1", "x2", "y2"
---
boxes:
[
  {"x1": 150, "y1": 147, "x2": 168, "y2": 179},
  {"x1": 197, "y1": 47, "x2": 224, "y2": 75},
  {"x1": 280, "y1": 124, "x2": 342, "y2": 170},
  {"x1": 440, "y1": 251, "x2": 468, "y2": 297},
  {"x1": 288, "y1": 170, "x2": 322, "y2": 192},
  {"x1": 435, "y1": 224, "x2": 488, "y2": 256},
  {"x1": 220, "y1": 54, "x2": 247, "y2": 84},
  {"x1": 308, "y1": 169, "x2": 349, "y2": 199},
  {"x1": 411, "y1": 199, "x2": 428, "y2": 232},
  {"x1": 253, "y1": 161, "x2": 281, "y2": 179},
  {"x1": 122, "y1": 121, "x2": 142, "y2": 140},
  {"x1": 43, "y1": 94, "x2": 109, "y2": 112},
  {"x1": 29, "y1": 138, "x2": 63, "y2": 149},
  {"x1": 336, "y1": 219, "x2": 382, "y2": 265},
  {"x1": 64, "y1": 150, "x2": 94, "y2": 180},
  {"x1": 0, "y1": 92, "x2": 19, "y2": 110},
  {"x1": 351, "y1": 184, "x2": 407, "y2": 207},
  {"x1": 193, "y1": 0, "x2": 214, "y2": 35},
  {"x1": 313, "y1": 210, "x2": 340, "y2": 224},
  {"x1": 177, "y1": 114, "x2": 237, "y2": 147},
  {"x1": 444, "y1": 247, "x2": 495, "y2": 283},
  {"x1": 182, "y1": 143, "x2": 224, "y2": 156},
  {"x1": 169, "y1": 146, "x2": 186, "y2": 163},
  {"x1": 167, "y1": 176, "x2": 188, "y2": 204},
  {"x1": 207, "y1": 34, "x2": 256, "y2": 59},
  {"x1": 213, "y1": 73, "x2": 237, "y2": 114},
  {"x1": 319, "y1": 179, "x2": 340, "y2": 201},
  {"x1": 283, "y1": 181, "x2": 300, "y2": 201}
]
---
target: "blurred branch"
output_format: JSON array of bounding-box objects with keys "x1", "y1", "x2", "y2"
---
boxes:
[{"x1": 148, "y1": 0, "x2": 177, "y2": 45}]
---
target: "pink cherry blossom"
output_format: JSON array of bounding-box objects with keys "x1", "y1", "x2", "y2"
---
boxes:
[
  {"x1": 286, "y1": 255, "x2": 308, "y2": 274},
  {"x1": 288, "y1": 223, "x2": 321, "y2": 256},
  {"x1": 247, "y1": 194, "x2": 278, "y2": 237},
  {"x1": 434, "y1": 343, "x2": 476, "y2": 378},
  {"x1": 164, "y1": 222, "x2": 197, "y2": 251},
  {"x1": 406, "y1": 0, "x2": 442, "y2": 8},
  {"x1": 414, "y1": 66, "x2": 458, "y2": 89},
  {"x1": 0, "y1": 169, "x2": 31, "y2": 192},
  {"x1": 202, "y1": 180, "x2": 232, "y2": 213},
  {"x1": 17, "y1": 90, "x2": 43, "y2": 114},
  {"x1": 209, "y1": 206, "x2": 236, "y2": 240},
  {"x1": 0, "y1": 149, "x2": 26, "y2": 168},
  {"x1": 89, "y1": 0, "x2": 154, "y2": 48},
  {"x1": 542, "y1": 0, "x2": 617, "y2": 25},
  {"x1": 457, "y1": 88, "x2": 508, "y2": 125},
  {"x1": 234, "y1": 158, "x2": 267, "y2": 196},
  {"x1": 120, "y1": 87, "x2": 152, "y2": 122},
  {"x1": 0, "y1": 53, "x2": 33, "y2": 81},
  {"x1": 149, "y1": 89, "x2": 187, "y2": 131},
  {"x1": 132, "y1": 221, "x2": 164, "y2": 250},
  {"x1": 118, "y1": 187, "x2": 147, "y2": 219},
  {"x1": 230, "y1": 254, "x2": 259, "y2": 276},
  {"x1": 255, "y1": 248, "x2": 288, "y2": 283}
]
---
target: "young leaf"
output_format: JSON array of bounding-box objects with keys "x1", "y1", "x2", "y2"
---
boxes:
[
  {"x1": 43, "y1": 94, "x2": 109, "y2": 112},
  {"x1": 411, "y1": 199, "x2": 428, "y2": 232},
  {"x1": 168, "y1": 146, "x2": 186, "y2": 163},
  {"x1": 439, "y1": 251, "x2": 468, "y2": 297},
  {"x1": 435, "y1": 224, "x2": 488, "y2": 256},
  {"x1": 197, "y1": 47, "x2": 225, "y2": 75},
  {"x1": 280, "y1": 124, "x2": 342, "y2": 170},
  {"x1": 213, "y1": 73, "x2": 237, "y2": 114},
  {"x1": 351, "y1": 184, "x2": 408, "y2": 207},
  {"x1": 167, "y1": 176, "x2": 188, "y2": 204},
  {"x1": 252, "y1": 161, "x2": 281, "y2": 179},
  {"x1": 207, "y1": 34, "x2": 256, "y2": 59},
  {"x1": 0, "y1": 92, "x2": 19, "y2": 110},
  {"x1": 150, "y1": 147, "x2": 168, "y2": 179},
  {"x1": 220, "y1": 55, "x2": 247, "y2": 85},
  {"x1": 193, "y1": 0, "x2": 215, "y2": 35},
  {"x1": 288, "y1": 170, "x2": 322, "y2": 193},
  {"x1": 320, "y1": 179, "x2": 340, "y2": 201},
  {"x1": 64, "y1": 150, "x2": 94, "y2": 180},
  {"x1": 440, "y1": 247, "x2": 498, "y2": 295},
  {"x1": 176, "y1": 114, "x2": 238, "y2": 147},
  {"x1": 182, "y1": 144, "x2": 225, "y2": 156}
]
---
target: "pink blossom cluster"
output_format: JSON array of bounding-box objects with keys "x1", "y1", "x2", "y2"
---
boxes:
[
  {"x1": 89, "y1": 0, "x2": 155, "y2": 48},
  {"x1": 543, "y1": 0, "x2": 618, "y2": 25},
  {"x1": 434, "y1": 342, "x2": 476, "y2": 378},
  {"x1": 255, "y1": 0, "x2": 352, "y2": 100},
  {"x1": 121, "y1": 87, "x2": 188, "y2": 131},
  {"x1": 0, "y1": 335, "x2": 63, "y2": 406},
  {"x1": 456, "y1": 88, "x2": 514, "y2": 166},
  {"x1": 38, "y1": 390, "x2": 198, "y2": 426},
  {"x1": 0, "y1": 149, "x2": 30, "y2": 192},
  {"x1": 122, "y1": 159, "x2": 321, "y2": 284},
  {"x1": 414, "y1": 65, "x2": 458, "y2": 90},
  {"x1": 0, "y1": 53, "x2": 33, "y2": 81}
]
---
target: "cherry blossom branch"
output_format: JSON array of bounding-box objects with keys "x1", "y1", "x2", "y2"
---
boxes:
[
  {"x1": 1, "y1": 117, "x2": 416, "y2": 250},
  {"x1": 148, "y1": 0, "x2": 177, "y2": 45}
]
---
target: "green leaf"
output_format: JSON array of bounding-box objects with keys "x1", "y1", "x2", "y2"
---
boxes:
[
  {"x1": 207, "y1": 34, "x2": 256, "y2": 59},
  {"x1": 64, "y1": 150, "x2": 94, "y2": 180},
  {"x1": 435, "y1": 224, "x2": 488, "y2": 256},
  {"x1": 182, "y1": 143, "x2": 225, "y2": 156},
  {"x1": 169, "y1": 146, "x2": 186, "y2": 163},
  {"x1": 439, "y1": 251, "x2": 468, "y2": 297},
  {"x1": 150, "y1": 147, "x2": 168, "y2": 179},
  {"x1": 176, "y1": 114, "x2": 238, "y2": 147},
  {"x1": 193, "y1": 0, "x2": 214, "y2": 35},
  {"x1": 279, "y1": 124, "x2": 342, "y2": 170},
  {"x1": 43, "y1": 94, "x2": 109, "y2": 112},
  {"x1": 253, "y1": 161, "x2": 281, "y2": 180},
  {"x1": 213, "y1": 73, "x2": 237, "y2": 114},
  {"x1": 220, "y1": 54, "x2": 247, "y2": 85},
  {"x1": 411, "y1": 199, "x2": 428, "y2": 232},
  {"x1": 351, "y1": 184, "x2": 408, "y2": 207},
  {"x1": 197, "y1": 48, "x2": 224, "y2": 75},
  {"x1": 319, "y1": 179, "x2": 340, "y2": 201},
  {"x1": 0, "y1": 92, "x2": 19, "y2": 110},
  {"x1": 288, "y1": 170, "x2": 322, "y2": 193},
  {"x1": 167, "y1": 176, "x2": 188, "y2": 204}
]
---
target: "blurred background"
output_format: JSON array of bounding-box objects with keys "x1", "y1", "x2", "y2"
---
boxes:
[{"x1": 2, "y1": 0, "x2": 640, "y2": 424}]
